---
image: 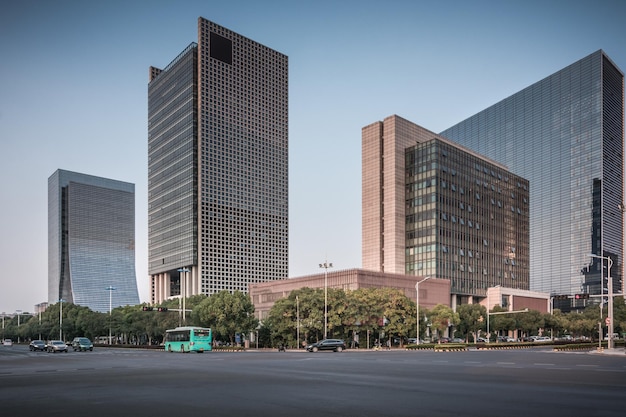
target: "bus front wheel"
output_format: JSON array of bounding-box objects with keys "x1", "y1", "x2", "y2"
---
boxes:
[{"x1": 168, "y1": 345, "x2": 173, "y2": 352}]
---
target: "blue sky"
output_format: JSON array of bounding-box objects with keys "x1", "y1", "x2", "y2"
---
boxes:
[{"x1": 1, "y1": 0, "x2": 625, "y2": 314}]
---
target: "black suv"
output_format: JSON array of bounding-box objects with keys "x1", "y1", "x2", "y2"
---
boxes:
[{"x1": 306, "y1": 339, "x2": 346, "y2": 352}]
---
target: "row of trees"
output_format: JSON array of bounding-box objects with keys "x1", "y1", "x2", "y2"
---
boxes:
[
  {"x1": 3, "y1": 288, "x2": 626, "y2": 347},
  {"x1": 264, "y1": 287, "x2": 626, "y2": 347},
  {"x1": 1, "y1": 292, "x2": 257, "y2": 346}
]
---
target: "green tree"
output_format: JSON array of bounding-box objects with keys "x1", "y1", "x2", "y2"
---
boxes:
[
  {"x1": 192, "y1": 290, "x2": 258, "y2": 344},
  {"x1": 544, "y1": 309, "x2": 567, "y2": 339},
  {"x1": 488, "y1": 305, "x2": 516, "y2": 340},
  {"x1": 264, "y1": 287, "x2": 324, "y2": 347},
  {"x1": 457, "y1": 304, "x2": 486, "y2": 342},
  {"x1": 428, "y1": 304, "x2": 459, "y2": 343},
  {"x1": 566, "y1": 309, "x2": 598, "y2": 339},
  {"x1": 348, "y1": 288, "x2": 386, "y2": 347},
  {"x1": 516, "y1": 309, "x2": 544, "y2": 338},
  {"x1": 378, "y1": 288, "x2": 414, "y2": 346}
]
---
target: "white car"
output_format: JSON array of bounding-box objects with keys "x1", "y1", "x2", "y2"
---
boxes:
[{"x1": 2, "y1": 339, "x2": 13, "y2": 347}]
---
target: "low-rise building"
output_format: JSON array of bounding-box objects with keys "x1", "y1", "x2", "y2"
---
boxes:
[{"x1": 249, "y1": 268, "x2": 450, "y2": 321}]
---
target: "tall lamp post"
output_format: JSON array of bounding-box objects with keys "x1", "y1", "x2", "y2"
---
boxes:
[
  {"x1": 177, "y1": 268, "x2": 190, "y2": 324},
  {"x1": 106, "y1": 286, "x2": 116, "y2": 345},
  {"x1": 58, "y1": 299, "x2": 65, "y2": 341},
  {"x1": 415, "y1": 276, "x2": 431, "y2": 345},
  {"x1": 319, "y1": 261, "x2": 333, "y2": 339},
  {"x1": 296, "y1": 295, "x2": 300, "y2": 349},
  {"x1": 617, "y1": 203, "x2": 626, "y2": 301},
  {"x1": 589, "y1": 254, "x2": 614, "y2": 350},
  {"x1": 37, "y1": 304, "x2": 42, "y2": 340},
  {"x1": 16, "y1": 310, "x2": 22, "y2": 344}
]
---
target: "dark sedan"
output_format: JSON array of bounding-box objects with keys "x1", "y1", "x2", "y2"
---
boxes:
[
  {"x1": 306, "y1": 339, "x2": 346, "y2": 352},
  {"x1": 29, "y1": 340, "x2": 46, "y2": 351}
]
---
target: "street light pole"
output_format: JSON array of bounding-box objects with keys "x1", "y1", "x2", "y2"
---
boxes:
[
  {"x1": 415, "y1": 276, "x2": 431, "y2": 345},
  {"x1": 177, "y1": 268, "x2": 190, "y2": 325},
  {"x1": 106, "y1": 286, "x2": 116, "y2": 345},
  {"x1": 319, "y1": 261, "x2": 333, "y2": 339},
  {"x1": 58, "y1": 299, "x2": 65, "y2": 341},
  {"x1": 16, "y1": 310, "x2": 22, "y2": 344},
  {"x1": 589, "y1": 254, "x2": 614, "y2": 349},
  {"x1": 617, "y1": 203, "x2": 626, "y2": 301},
  {"x1": 38, "y1": 306, "x2": 42, "y2": 340},
  {"x1": 296, "y1": 295, "x2": 300, "y2": 349}
]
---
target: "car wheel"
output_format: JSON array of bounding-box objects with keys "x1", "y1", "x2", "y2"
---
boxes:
[
  {"x1": 312, "y1": 347, "x2": 318, "y2": 352},
  {"x1": 90, "y1": 348, "x2": 93, "y2": 351},
  {"x1": 336, "y1": 347, "x2": 343, "y2": 352}
]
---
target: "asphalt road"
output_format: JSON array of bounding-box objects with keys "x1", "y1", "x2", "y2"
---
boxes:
[{"x1": 1, "y1": 345, "x2": 625, "y2": 417}]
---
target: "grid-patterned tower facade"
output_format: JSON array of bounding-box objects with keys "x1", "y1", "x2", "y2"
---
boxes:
[
  {"x1": 148, "y1": 18, "x2": 288, "y2": 303},
  {"x1": 441, "y1": 50, "x2": 624, "y2": 298},
  {"x1": 48, "y1": 169, "x2": 139, "y2": 312}
]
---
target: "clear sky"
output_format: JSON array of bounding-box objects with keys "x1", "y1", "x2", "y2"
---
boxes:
[{"x1": 1, "y1": 0, "x2": 625, "y2": 314}]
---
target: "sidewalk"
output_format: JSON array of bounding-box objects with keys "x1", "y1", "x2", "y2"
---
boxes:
[{"x1": 588, "y1": 348, "x2": 626, "y2": 356}]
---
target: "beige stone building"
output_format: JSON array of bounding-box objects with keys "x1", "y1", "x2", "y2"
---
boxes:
[
  {"x1": 482, "y1": 286, "x2": 550, "y2": 314},
  {"x1": 249, "y1": 268, "x2": 450, "y2": 320}
]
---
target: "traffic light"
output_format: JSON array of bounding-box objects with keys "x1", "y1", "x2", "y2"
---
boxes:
[
  {"x1": 142, "y1": 306, "x2": 154, "y2": 311},
  {"x1": 158, "y1": 307, "x2": 168, "y2": 312},
  {"x1": 574, "y1": 294, "x2": 589, "y2": 300}
]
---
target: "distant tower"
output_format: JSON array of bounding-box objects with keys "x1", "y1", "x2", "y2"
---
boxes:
[
  {"x1": 48, "y1": 169, "x2": 140, "y2": 312},
  {"x1": 148, "y1": 18, "x2": 288, "y2": 303}
]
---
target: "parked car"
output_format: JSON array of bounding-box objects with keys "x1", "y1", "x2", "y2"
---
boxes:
[
  {"x1": 451, "y1": 338, "x2": 465, "y2": 343},
  {"x1": 306, "y1": 339, "x2": 346, "y2": 352},
  {"x1": 47, "y1": 340, "x2": 68, "y2": 353},
  {"x1": 29, "y1": 340, "x2": 46, "y2": 351},
  {"x1": 2, "y1": 339, "x2": 13, "y2": 347},
  {"x1": 71, "y1": 337, "x2": 93, "y2": 351},
  {"x1": 534, "y1": 336, "x2": 552, "y2": 342}
]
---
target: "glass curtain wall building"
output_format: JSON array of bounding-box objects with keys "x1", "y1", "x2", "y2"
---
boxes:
[
  {"x1": 405, "y1": 138, "x2": 529, "y2": 299},
  {"x1": 441, "y1": 50, "x2": 624, "y2": 298},
  {"x1": 48, "y1": 169, "x2": 140, "y2": 312},
  {"x1": 148, "y1": 18, "x2": 288, "y2": 304}
]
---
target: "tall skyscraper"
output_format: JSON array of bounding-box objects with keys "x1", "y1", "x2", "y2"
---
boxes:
[
  {"x1": 48, "y1": 169, "x2": 140, "y2": 312},
  {"x1": 440, "y1": 50, "x2": 624, "y2": 298},
  {"x1": 362, "y1": 116, "x2": 529, "y2": 303},
  {"x1": 148, "y1": 18, "x2": 288, "y2": 303}
]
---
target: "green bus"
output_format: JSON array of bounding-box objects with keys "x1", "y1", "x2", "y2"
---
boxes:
[{"x1": 164, "y1": 326, "x2": 212, "y2": 353}]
